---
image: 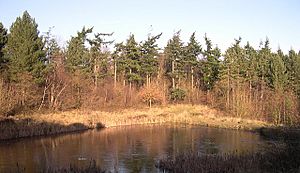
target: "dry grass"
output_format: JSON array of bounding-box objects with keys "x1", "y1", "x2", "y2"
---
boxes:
[{"x1": 13, "y1": 104, "x2": 273, "y2": 131}]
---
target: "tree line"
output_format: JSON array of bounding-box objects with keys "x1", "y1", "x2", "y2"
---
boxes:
[{"x1": 0, "y1": 11, "x2": 299, "y2": 125}]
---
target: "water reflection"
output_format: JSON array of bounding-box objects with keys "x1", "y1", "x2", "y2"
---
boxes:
[{"x1": 0, "y1": 124, "x2": 265, "y2": 172}]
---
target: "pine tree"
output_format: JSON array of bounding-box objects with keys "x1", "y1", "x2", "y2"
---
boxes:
[
  {"x1": 123, "y1": 34, "x2": 142, "y2": 89},
  {"x1": 43, "y1": 27, "x2": 60, "y2": 64},
  {"x1": 4, "y1": 11, "x2": 46, "y2": 83},
  {"x1": 244, "y1": 42, "x2": 258, "y2": 93},
  {"x1": 164, "y1": 31, "x2": 184, "y2": 89},
  {"x1": 112, "y1": 42, "x2": 124, "y2": 88},
  {"x1": 140, "y1": 33, "x2": 162, "y2": 87},
  {"x1": 0, "y1": 22, "x2": 8, "y2": 71},
  {"x1": 200, "y1": 34, "x2": 221, "y2": 91},
  {"x1": 286, "y1": 49, "x2": 300, "y2": 97},
  {"x1": 222, "y1": 37, "x2": 245, "y2": 115},
  {"x1": 65, "y1": 26, "x2": 93, "y2": 108},
  {"x1": 88, "y1": 32, "x2": 113, "y2": 87},
  {"x1": 66, "y1": 26, "x2": 93, "y2": 75},
  {"x1": 185, "y1": 32, "x2": 201, "y2": 90},
  {"x1": 257, "y1": 39, "x2": 272, "y2": 99},
  {"x1": 268, "y1": 49, "x2": 288, "y2": 90}
]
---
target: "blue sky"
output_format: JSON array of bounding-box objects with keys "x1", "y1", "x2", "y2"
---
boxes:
[{"x1": 0, "y1": 0, "x2": 299, "y2": 53}]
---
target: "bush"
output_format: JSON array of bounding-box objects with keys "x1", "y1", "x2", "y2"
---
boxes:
[
  {"x1": 170, "y1": 88, "x2": 186, "y2": 101},
  {"x1": 138, "y1": 85, "x2": 163, "y2": 107}
]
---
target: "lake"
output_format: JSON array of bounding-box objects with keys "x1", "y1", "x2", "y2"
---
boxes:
[{"x1": 0, "y1": 124, "x2": 270, "y2": 172}]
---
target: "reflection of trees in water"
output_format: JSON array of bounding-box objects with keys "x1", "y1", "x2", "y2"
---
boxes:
[
  {"x1": 165, "y1": 126, "x2": 261, "y2": 157},
  {"x1": 0, "y1": 125, "x2": 263, "y2": 172}
]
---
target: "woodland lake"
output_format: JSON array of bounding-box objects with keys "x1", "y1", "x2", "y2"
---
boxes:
[{"x1": 0, "y1": 124, "x2": 275, "y2": 173}]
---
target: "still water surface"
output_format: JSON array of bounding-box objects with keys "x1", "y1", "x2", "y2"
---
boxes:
[{"x1": 0, "y1": 124, "x2": 269, "y2": 172}]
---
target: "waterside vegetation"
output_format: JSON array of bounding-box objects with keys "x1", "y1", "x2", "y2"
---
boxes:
[{"x1": 1, "y1": 11, "x2": 300, "y2": 122}]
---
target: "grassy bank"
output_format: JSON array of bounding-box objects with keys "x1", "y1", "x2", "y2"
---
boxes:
[{"x1": 0, "y1": 104, "x2": 273, "y2": 140}]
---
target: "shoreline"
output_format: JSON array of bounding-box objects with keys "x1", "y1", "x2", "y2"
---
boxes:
[{"x1": 0, "y1": 104, "x2": 274, "y2": 141}]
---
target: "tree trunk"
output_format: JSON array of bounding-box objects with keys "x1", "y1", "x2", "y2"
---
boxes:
[
  {"x1": 94, "y1": 64, "x2": 98, "y2": 88},
  {"x1": 114, "y1": 60, "x2": 117, "y2": 88},
  {"x1": 146, "y1": 74, "x2": 149, "y2": 88},
  {"x1": 172, "y1": 60, "x2": 175, "y2": 89},
  {"x1": 39, "y1": 82, "x2": 49, "y2": 110},
  {"x1": 50, "y1": 84, "x2": 55, "y2": 108},
  {"x1": 191, "y1": 67, "x2": 194, "y2": 91},
  {"x1": 226, "y1": 65, "x2": 230, "y2": 110},
  {"x1": 260, "y1": 76, "x2": 264, "y2": 114},
  {"x1": 129, "y1": 68, "x2": 132, "y2": 91}
]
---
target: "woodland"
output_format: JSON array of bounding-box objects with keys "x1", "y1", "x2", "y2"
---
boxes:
[{"x1": 0, "y1": 11, "x2": 299, "y2": 125}]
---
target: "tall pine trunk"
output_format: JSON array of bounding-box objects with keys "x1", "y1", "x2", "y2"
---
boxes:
[
  {"x1": 226, "y1": 65, "x2": 230, "y2": 110},
  {"x1": 172, "y1": 60, "x2": 175, "y2": 89},
  {"x1": 129, "y1": 68, "x2": 132, "y2": 91},
  {"x1": 191, "y1": 66, "x2": 194, "y2": 90},
  {"x1": 114, "y1": 60, "x2": 117, "y2": 88}
]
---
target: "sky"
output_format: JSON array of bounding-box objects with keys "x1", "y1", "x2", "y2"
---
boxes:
[{"x1": 0, "y1": 0, "x2": 299, "y2": 53}]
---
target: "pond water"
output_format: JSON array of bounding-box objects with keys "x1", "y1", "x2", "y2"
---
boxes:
[{"x1": 0, "y1": 124, "x2": 270, "y2": 172}]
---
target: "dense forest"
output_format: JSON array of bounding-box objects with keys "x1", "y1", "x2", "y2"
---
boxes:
[{"x1": 0, "y1": 11, "x2": 299, "y2": 125}]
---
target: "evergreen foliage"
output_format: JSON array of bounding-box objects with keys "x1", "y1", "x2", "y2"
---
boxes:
[
  {"x1": 4, "y1": 11, "x2": 46, "y2": 83},
  {"x1": 0, "y1": 22, "x2": 8, "y2": 71}
]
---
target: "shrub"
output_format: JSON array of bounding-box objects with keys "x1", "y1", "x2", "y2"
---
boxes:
[
  {"x1": 170, "y1": 88, "x2": 186, "y2": 102},
  {"x1": 138, "y1": 85, "x2": 163, "y2": 107}
]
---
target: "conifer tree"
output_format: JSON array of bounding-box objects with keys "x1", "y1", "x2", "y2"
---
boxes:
[
  {"x1": 66, "y1": 27, "x2": 93, "y2": 75},
  {"x1": 257, "y1": 39, "x2": 272, "y2": 99},
  {"x1": 268, "y1": 49, "x2": 288, "y2": 90},
  {"x1": 164, "y1": 31, "x2": 184, "y2": 89},
  {"x1": 112, "y1": 42, "x2": 124, "y2": 88},
  {"x1": 44, "y1": 27, "x2": 60, "y2": 64},
  {"x1": 4, "y1": 11, "x2": 46, "y2": 83},
  {"x1": 222, "y1": 37, "x2": 245, "y2": 113},
  {"x1": 88, "y1": 32, "x2": 113, "y2": 87},
  {"x1": 185, "y1": 32, "x2": 201, "y2": 90},
  {"x1": 140, "y1": 33, "x2": 162, "y2": 87},
  {"x1": 0, "y1": 23, "x2": 7, "y2": 73},
  {"x1": 286, "y1": 49, "x2": 300, "y2": 97},
  {"x1": 122, "y1": 34, "x2": 141, "y2": 89},
  {"x1": 244, "y1": 42, "x2": 258, "y2": 94},
  {"x1": 200, "y1": 34, "x2": 221, "y2": 91}
]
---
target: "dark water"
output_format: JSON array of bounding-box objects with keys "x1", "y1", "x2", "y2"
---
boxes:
[{"x1": 0, "y1": 124, "x2": 269, "y2": 172}]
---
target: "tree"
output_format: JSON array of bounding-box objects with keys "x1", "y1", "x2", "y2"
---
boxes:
[
  {"x1": 244, "y1": 42, "x2": 258, "y2": 99},
  {"x1": 122, "y1": 34, "x2": 142, "y2": 90},
  {"x1": 112, "y1": 42, "x2": 124, "y2": 88},
  {"x1": 66, "y1": 26, "x2": 93, "y2": 75},
  {"x1": 185, "y1": 32, "x2": 201, "y2": 90},
  {"x1": 4, "y1": 11, "x2": 46, "y2": 83},
  {"x1": 43, "y1": 27, "x2": 60, "y2": 64},
  {"x1": 200, "y1": 34, "x2": 221, "y2": 91},
  {"x1": 0, "y1": 22, "x2": 7, "y2": 71},
  {"x1": 268, "y1": 49, "x2": 288, "y2": 91},
  {"x1": 88, "y1": 32, "x2": 114, "y2": 87},
  {"x1": 140, "y1": 33, "x2": 162, "y2": 87},
  {"x1": 164, "y1": 31, "x2": 184, "y2": 89},
  {"x1": 39, "y1": 29, "x2": 68, "y2": 110},
  {"x1": 286, "y1": 49, "x2": 300, "y2": 97},
  {"x1": 222, "y1": 37, "x2": 245, "y2": 115},
  {"x1": 65, "y1": 26, "x2": 93, "y2": 108}
]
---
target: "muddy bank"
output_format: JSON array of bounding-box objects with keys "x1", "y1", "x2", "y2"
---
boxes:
[{"x1": 0, "y1": 118, "x2": 93, "y2": 141}]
